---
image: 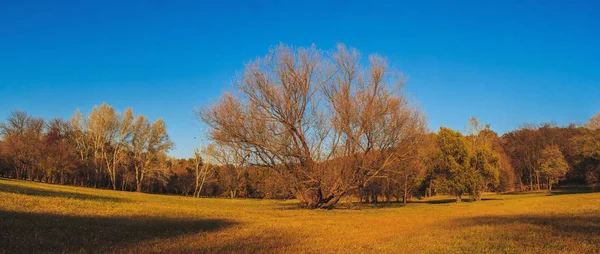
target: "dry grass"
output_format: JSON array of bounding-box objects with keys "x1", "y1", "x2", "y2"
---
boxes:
[{"x1": 1, "y1": 178, "x2": 599, "y2": 253}]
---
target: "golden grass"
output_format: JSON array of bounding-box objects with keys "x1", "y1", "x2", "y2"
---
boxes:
[{"x1": 1, "y1": 178, "x2": 599, "y2": 253}]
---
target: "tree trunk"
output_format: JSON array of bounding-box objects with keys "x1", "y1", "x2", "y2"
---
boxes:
[
  {"x1": 456, "y1": 194, "x2": 462, "y2": 203},
  {"x1": 403, "y1": 177, "x2": 408, "y2": 204},
  {"x1": 109, "y1": 169, "x2": 117, "y2": 190},
  {"x1": 295, "y1": 187, "x2": 346, "y2": 209},
  {"x1": 519, "y1": 179, "x2": 524, "y2": 192},
  {"x1": 385, "y1": 179, "x2": 391, "y2": 203},
  {"x1": 197, "y1": 180, "x2": 205, "y2": 198},
  {"x1": 529, "y1": 174, "x2": 534, "y2": 191},
  {"x1": 135, "y1": 166, "x2": 144, "y2": 192},
  {"x1": 194, "y1": 166, "x2": 200, "y2": 198},
  {"x1": 15, "y1": 167, "x2": 21, "y2": 180},
  {"x1": 359, "y1": 191, "x2": 363, "y2": 203}
]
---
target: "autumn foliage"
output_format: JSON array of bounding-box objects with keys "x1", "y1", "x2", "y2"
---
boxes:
[{"x1": 1, "y1": 45, "x2": 599, "y2": 209}]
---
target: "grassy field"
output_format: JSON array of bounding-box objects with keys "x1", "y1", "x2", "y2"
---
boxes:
[{"x1": 1, "y1": 178, "x2": 599, "y2": 253}]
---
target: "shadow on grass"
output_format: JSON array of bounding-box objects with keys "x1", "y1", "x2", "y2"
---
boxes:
[
  {"x1": 274, "y1": 201, "x2": 411, "y2": 210},
  {"x1": 503, "y1": 191, "x2": 548, "y2": 196},
  {"x1": 272, "y1": 202, "x2": 304, "y2": 210},
  {"x1": 456, "y1": 214, "x2": 600, "y2": 234},
  {"x1": 410, "y1": 197, "x2": 502, "y2": 204},
  {"x1": 411, "y1": 199, "x2": 457, "y2": 204},
  {"x1": 272, "y1": 197, "x2": 504, "y2": 210},
  {"x1": 503, "y1": 186, "x2": 600, "y2": 196},
  {"x1": 0, "y1": 180, "x2": 127, "y2": 202},
  {"x1": 177, "y1": 232, "x2": 294, "y2": 253},
  {"x1": 550, "y1": 186, "x2": 600, "y2": 196},
  {"x1": 0, "y1": 210, "x2": 237, "y2": 253},
  {"x1": 450, "y1": 214, "x2": 600, "y2": 252},
  {"x1": 340, "y1": 197, "x2": 503, "y2": 209}
]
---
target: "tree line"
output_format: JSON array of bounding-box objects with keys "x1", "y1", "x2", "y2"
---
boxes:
[
  {"x1": 1, "y1": 44, "x2": 599, "y2": 208},
  {"x1": 0, "y1": 105, "x2": 173, "y2": 192},
  {"x1": 0, "y1": 105, "x2": 289, "y2": 198},
  {"x1": 200, "y1": 44, "x2": 600, "y2": 207}
]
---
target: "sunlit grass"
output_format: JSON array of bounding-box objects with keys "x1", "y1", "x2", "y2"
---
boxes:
[{"x1": 1, "y1": 178, "x2": 599, "y2": 253}]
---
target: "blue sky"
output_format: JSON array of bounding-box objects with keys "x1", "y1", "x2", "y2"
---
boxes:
[{"x1": 1, "y1": 0, "x2": 599, "y2": 158}]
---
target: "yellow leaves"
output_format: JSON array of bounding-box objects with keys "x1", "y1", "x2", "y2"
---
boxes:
[{"x1": 539, "y1": 145, "x2": 569, "y2": 179}]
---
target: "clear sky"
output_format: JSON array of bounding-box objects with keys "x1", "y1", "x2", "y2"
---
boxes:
[{"x1": 1, "y1": 0, "x2": 599, "y2": 158}]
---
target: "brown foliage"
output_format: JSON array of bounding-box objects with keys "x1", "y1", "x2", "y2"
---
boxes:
[{"x1": 201, "y1": 44, "x2": 426, "y2": 208}]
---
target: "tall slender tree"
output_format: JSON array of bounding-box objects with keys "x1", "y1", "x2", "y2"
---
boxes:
[
  {"x1": 86, "y1": 103, "x2": 134, "y2": 189},
  {"x1": 131, "y1": 116, "x2": 173, "y2": 192}
]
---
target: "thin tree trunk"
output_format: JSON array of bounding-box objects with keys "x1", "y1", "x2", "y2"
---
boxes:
[
  {"x1": 403, "y1": 174, "x2": 409, "y2": 204},
  {"x1": 193, "y1": 163, "x2": 201, "y2": 198},
  {"x1": 358, "y1": 186, "x2": 363, "y2": 203},
  {"x1": 529, "y1": 174, "x2": 534, "y2": 191}
]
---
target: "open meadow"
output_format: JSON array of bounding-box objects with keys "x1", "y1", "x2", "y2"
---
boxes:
[{"x1": 1, "y1": 178, "x2": 599, "y2": 253}]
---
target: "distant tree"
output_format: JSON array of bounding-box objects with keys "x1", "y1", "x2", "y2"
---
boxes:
[
  {"x1": 86, "y1": 103, "x2": 134, "y2": 189},
  {"x1": 502, "y1": 126, "x2": 545, "y2": 191},
  {"x1": 0, "y1": 140, "x2": 3, "y2": 172},
  {"x1": 166, "y1": 158, "x2": 195, "y2": 195},
  {"x1": 469, "y1": 144, "x2": 500, "y2": 199},
  {"x1": 192, "y1": 148, "x2": 203, "y2": 197},
  {"x1": 434, "y1": 127, "x2": 472, "y2": 202},
  {"x1": 465, "y1": 118, "x2": 500, "y2": 200},
  {"x1": 571, "y1": 128, "x2": 600, "y2": 184},
  {"x1": 0, "y1": 140, "x2": 7, "y2": 177},
  {"x1": 432, "y1": 122, "x2": 501, "y2": 202},
  {"x1": 502, "y1": 123, "x2": 593, "y2": 190},
  {"x1": 70, "y1": 109, "x2": 96, "y2": 186},
  {"x1": 390, "y1": 133, "x2": 432, "y2": 203},
  {"x1": 465, "y1": 117, "x2": 487, "y2": 142},
  {"x1": 130, "y1": 116, "x2": 173, "y2": 192},
  {"x1": 538, "y1": 145, "x2": 569, "y2": 191},
  {"x1": 211, "y1": 143, "x2": 250, "y2": 198},
  {"x1": 44, "y1": 118, "x2": 79, "y2": 184},
  {"x1": 0, "y1": 111, "x2": 45, "y2": 180},
  {"x1": 193, "y1": 144, "x2": 216, "y2": 198},
  {"x1": 0, "y1": 111, "x2": 28, "y2": 179},
  {"x1": 494, "y1": 139, "x2": 516, "y2": 192},
  {"x1": 143, "y1": 153, "x2": 172, "y2": 193},
  {"x1": 585, "y1": 111, "x2": 600, "y2": 130}
]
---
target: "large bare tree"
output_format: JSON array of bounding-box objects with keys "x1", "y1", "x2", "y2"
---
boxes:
[{"x1": 201, "y1": 44, "x2": 426, "y2": 208}]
